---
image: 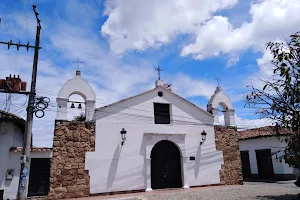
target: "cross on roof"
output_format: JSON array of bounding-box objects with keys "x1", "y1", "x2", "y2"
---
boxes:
[
  {"x1": 155, "y1": 66, "x2": 162, "y2": 80},
  {"x1": 215, "y1": 77, "x2": 220, "y2": 87},
  {"x1": 73, "y1": 58, "x2": 84, "y2": 69}
]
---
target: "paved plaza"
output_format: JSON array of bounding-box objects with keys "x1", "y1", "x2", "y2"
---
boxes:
[{"x1": 67, "y1": 181, "x2": 300, "y2": 200}]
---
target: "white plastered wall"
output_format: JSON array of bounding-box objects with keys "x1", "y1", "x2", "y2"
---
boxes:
[
  {"x1": 239, "y1": 137, "x2": 293, "y2": 175},
  {"x1": 0, "y1": 122, "x2": 23, "y2": 200}
]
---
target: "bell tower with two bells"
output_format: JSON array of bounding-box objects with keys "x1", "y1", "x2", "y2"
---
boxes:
[{"x1": 56, "y1": 70, "x2": 96, "y2": 121}]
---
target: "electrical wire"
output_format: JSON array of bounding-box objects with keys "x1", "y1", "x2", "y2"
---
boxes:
[
  {"x1": 42, "y1": 105, "x2": 264, "y2": 129},
  {"x1": 0, "y1": 99, "x2": 269, "y2": 130},
  {"x1": 36, "y1": 88, "x2": 257, "y2": 127}
]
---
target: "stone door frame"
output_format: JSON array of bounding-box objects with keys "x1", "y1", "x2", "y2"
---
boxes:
[{"x1": 144, "y1": 133, "x2": 189, "y2": 191}]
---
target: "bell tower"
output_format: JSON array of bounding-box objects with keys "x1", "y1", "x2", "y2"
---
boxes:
[
  {"x1": 207, "y1": 86, "x2": 236, "y2": 126},
  {"x1": 56, "y1": 70, "x2": 96, "y2": 121}
]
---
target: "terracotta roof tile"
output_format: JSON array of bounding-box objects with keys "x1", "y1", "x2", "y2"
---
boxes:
[
  {"x1": 0, "y1": 110, "x2": 25, "y2": 132},
  {"x1": 9, "y1": 147, "x2": 52, "y2": 152},
  {"x1": 0, "y1": 110, "x2": 24, "y2": 121},
  {"x1": 237, "y1": 126, "x2": 292, "y2": 140}
]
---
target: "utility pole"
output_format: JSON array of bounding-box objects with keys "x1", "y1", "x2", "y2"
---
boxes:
[
  {"x1": 17, "y1": 5, "x2": 41, "y2": 200},
  {"x1": 0, "y1": 6, "x2": 42, "y2": 199}
]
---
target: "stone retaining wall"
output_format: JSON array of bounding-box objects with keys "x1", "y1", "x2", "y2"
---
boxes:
[
  {"x1": 47, "y1": 120, "x2": 95, "y2": 200},
  {"x1": 214, "y1": 125, "x2": 243, "y2": 185}
]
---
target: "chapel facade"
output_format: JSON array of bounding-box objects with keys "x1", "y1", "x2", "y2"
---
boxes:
[{"x1": 48, "y1": 71, "x2": 242, "y2": 199}]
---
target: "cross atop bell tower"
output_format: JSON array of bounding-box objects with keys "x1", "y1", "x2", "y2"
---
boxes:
[
  {"x1": 74, "y1": 58, "x2": 84, "y2": 70},
  {"x1": 155, "y1": 66, "x2": 162, "y2": 80},
  {"x1": 154, "y1": 66, "x2": 165, "y2": 87},
  {"x1": 215, "y1": 77, "x2": 220, "y2": 87}
]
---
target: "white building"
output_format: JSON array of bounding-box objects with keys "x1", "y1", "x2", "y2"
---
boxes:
[
  {"x1": 56, "y1": 70, "x2": 238, "y2": 194},
  {"x1": 238, "y1": 127, "x2": 295, "y2": 181},
  {"x1": 0, "y1": 110, "x2": 52, "y2": 200}
]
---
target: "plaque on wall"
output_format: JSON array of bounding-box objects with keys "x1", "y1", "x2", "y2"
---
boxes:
[{"x1": 189, "y1": 156, "x2": 195, "y2": 161}]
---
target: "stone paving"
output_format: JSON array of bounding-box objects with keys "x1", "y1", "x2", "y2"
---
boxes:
[{"x1": 67, "y1": 181, "x2": 300, "y2": 200}]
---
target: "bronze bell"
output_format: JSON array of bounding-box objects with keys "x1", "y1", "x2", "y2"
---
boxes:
[
  {"x1": 71, "y1": 103, "x2": 75, "y2": 108},
  {"x1": 78, "y1": 103, "x2": 82, "y2": 109}
]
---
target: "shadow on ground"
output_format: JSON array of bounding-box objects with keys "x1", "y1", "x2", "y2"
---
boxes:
[{"x1": 257, "y1": 194, "x2": 299, "y2": 200}]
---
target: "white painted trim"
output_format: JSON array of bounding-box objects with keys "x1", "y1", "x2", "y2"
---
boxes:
[
  {"x1": 183, "y1": 185, "x2": 190, "y2": 189},
  {"x1": 144, "y1": 133, "x2": 189, "y2": 191}
]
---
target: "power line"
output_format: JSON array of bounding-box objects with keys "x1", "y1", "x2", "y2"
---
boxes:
[
  {"x1": 42, "y1": 105, "x2": 265, "y2": 129},
  {"x1": 35, "y1": 88, "x2": 246, "y2": 124},
  {"x1": 46, "y1": 100, "x2": 213, "y2": 123}
]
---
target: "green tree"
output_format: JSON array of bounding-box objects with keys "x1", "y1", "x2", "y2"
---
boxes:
[{"x1": 245, "y1": 31, "x2": 300, "y2": 168}]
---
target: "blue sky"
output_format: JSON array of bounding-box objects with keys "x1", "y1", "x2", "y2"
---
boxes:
[{"x1": 1, "y1": 0, "x2": 299, "y2": 147}]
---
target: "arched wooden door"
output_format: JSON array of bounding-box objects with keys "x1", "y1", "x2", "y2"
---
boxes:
[{"x1": 151, "y1": 140, "x2": 182, "y2": 189}]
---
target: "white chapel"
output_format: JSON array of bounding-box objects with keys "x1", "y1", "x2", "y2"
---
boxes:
[{"x1": 54, "y1": 70, "x2": 237, "y2": 194}]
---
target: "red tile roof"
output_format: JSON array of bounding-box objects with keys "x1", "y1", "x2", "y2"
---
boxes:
[
  {"x1": 9, "y1": 147, "x2": 52, "y2": 152},
  {"x1": 238, "y1": 126, "x2": 292, "y2": 140},
  {"x1": 0, "y1": 110, "x2": 25, "y2": 132}
]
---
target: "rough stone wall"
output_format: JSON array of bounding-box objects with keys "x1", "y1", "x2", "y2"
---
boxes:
[
  {"x1": 48, "y1": 120, "x2": 95, "y2": 200},
  {"x1": 214, "y1": 125, "x2": 243, "y2": 185}
]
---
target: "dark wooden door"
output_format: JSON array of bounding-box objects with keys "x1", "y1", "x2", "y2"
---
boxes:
[
  {"x1": 241, "y1": 151, "x2": 251, "y2": 178},
  {"x1": 151, "y1": 140, "x2": 182, "y2": 189},
  {"x1": 256, "y1": 149, "x2": 275, "y2": 179},
  {"x1": 28, "y1": 158, "x2": 51, "y2": 197},
  {"x1": 0, "y1": 190, "x2": 3, "y2": 200}
]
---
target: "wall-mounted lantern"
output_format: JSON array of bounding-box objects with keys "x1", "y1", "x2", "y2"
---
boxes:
[
  {"x1": 6, "y1": 169, "x2": 14, "y2": 180},
  {"x1": 120, "y1": 128, "x2": 127, "y2": 145},
  {"x1": 200, "y1": 130, "x2": 207, "y2": 145}
]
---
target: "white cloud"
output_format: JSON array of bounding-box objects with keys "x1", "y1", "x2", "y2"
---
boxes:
[
  {"x1": 50, "y1": 24, "x2": 157, "y2": 100},
  {"x1": 102, "y1": 0, "x2": 300, "y2": 63},
  {"x1": 245, "y1": 46, "x2": 282, "y2": 89},
  {"x1": 182, "y1": 0, "x2": 300, "y2": 59},
  {"x1": 218, "y1": 114, "x2": 273, "y2": 130},
  {"x1": 101, "y1": 0, "x2": 238, "y2": 54},
  {"x1": 256, "y1": 50, "x2": 275, "y2": 77},
  {"x1": 171, "y1": 73, "x2": 217, "y2": 99},
  {"x1": 226, "y1": 56, "x2": 240, "y2": 68}
]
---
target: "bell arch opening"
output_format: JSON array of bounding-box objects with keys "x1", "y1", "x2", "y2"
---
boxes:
[
  {"x1": 67, "y1": 94, "x2": 86, "y2": 121},
  {"x1": 150, "y1": 140, "x2": 182, "y2": 189},
  {"x1": 68, "y1": 91, "x2": 87, "y2": 101},
  {"x1": 217, "y1": 102, "x2": 228, "y2": 126},
  {"x1": 207, "y1": 87, "x2": 236, "y2": 126}
]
